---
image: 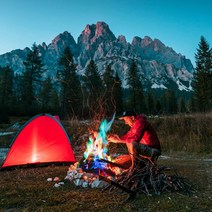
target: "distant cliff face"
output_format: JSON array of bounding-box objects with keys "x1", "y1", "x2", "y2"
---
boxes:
[{"x1": 0, "y1": 21, "x2": 194, "y2": 91}]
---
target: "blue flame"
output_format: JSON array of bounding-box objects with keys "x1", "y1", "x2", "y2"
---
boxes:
[{"x1": 83, "y1": 113, "x2": 116, "y2": 168}]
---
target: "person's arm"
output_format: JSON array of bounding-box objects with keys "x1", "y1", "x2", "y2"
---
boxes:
[
  {"x1": 107, "y1": 134, "x2": 126, "y2": 144},
  {"x1": 108, "y1": 118, "x2": 146, "y2": 144},
  {"x1": 121, "y1": 120, "x2": 146, "y2": 143}
]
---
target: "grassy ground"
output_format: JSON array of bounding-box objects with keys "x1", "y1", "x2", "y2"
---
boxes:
[
  {"x1": 0, "y1": 154, "x2": 211, "y2": 211},
  {"x1": 0, "y1": 113, "x2": 211, "y2": 211}
]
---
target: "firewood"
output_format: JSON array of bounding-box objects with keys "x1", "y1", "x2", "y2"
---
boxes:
[{"x1": 103, "y1": 157, "x2": 194, "y2": 199}]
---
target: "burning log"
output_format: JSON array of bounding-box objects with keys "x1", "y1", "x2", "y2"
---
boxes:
[{"x1": 98, "y1": 158, "x2": 126, "y2": 169}]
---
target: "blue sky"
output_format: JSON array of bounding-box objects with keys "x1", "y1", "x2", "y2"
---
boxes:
[{"x1": 0, "y1": 0, "x2": 211, "y2": 66}]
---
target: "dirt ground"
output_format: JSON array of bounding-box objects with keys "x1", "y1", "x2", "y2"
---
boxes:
[{"x1": 0, "y1": 153, "x2": 211, "y2": 212}]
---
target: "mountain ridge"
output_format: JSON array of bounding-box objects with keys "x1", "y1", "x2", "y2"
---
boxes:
[{"x1": 0, "y1": 21, "x2": 194, "y2": 92}]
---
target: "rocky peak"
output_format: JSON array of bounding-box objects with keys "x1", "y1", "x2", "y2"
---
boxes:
[
  {"x1": 132, "y1": 36, "x2": 142, "y2": 46},
  {"x1": 47, "y1": 31, "x2": 78, "y2": 56},
  {"x1": 95, "y1": 22, "x2": 115, "y2": 39},
  {"x1": 42, "y1": 42, "x2": 47, "y2": 49},
  {"x1": 51, "y1": 31, "x2": 76, "y2": 46},
  {"x1": 79, "y1": 24, "x2": 95, "y2": 43},
  {"x1": 142, "y1": 36, "x2": 153, "y2": 46},
  {"x1": 78, "y1": 21, "x2": 116, "y2": 48},
  {"x1": 83, "y1": 24, "x2": 93, "y2": 35},
  {"x1": 132, "y1": 36, "x2": 153, "y2": 48},
  {"x1": 152, "y1": 38, "x2": 166, "y2": 51},
  {"x1": 118, "y1": 35, "x2": 127, "y2": 43}
]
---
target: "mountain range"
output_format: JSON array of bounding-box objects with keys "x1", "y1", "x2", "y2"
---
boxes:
[{"x1": 0, "y1": 21, "x2": 194, "y2": 92}]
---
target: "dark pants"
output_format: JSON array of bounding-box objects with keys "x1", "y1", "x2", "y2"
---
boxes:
[{"x1": 132, "y1": 142, "x2": 161, "y2": 161}]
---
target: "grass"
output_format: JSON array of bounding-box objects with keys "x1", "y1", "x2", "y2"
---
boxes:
[
  {"x1": 0, "y1": 113, "x2": 211, "y2": 211},
  {"x1": 0, "y1": 155, "x2": 211, "y2": 211},
  {"x1": 150, "y1": 113, "x2": 212, "y2": 153}
]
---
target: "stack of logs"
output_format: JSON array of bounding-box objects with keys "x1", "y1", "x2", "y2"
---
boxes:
[{"x1": 101, "y1": 156, "x2": 194, "y2": 201}]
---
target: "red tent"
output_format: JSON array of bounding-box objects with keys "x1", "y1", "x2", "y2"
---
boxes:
[{"x1": 1, "y1": 114, "x2": 76, "y2": 169}]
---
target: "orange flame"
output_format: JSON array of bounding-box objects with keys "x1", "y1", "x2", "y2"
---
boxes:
[{"x1": 83, "y1": 114, "x2": 115, "y2": 162}]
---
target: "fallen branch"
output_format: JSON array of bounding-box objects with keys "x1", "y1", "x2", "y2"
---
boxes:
[{"x1": 98, "y1": 158, "x2": 126, "y2": 169}]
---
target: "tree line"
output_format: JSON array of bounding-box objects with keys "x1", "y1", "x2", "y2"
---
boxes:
[{"x1": 0, "y1": 36, "x2": 211, "y2": 123}]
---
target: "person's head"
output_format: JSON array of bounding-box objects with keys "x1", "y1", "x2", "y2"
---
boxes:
[{"x1": 118, "y1": 110, "x2": 137, "y2": 127}]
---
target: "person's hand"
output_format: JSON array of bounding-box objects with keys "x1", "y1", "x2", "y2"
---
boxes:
[
  {"x1": 107, "y1": 135, "x2": 114, "y2": 142},
  {"x1": 107, "y1": 134, "x2": 120, "y2": 143}
]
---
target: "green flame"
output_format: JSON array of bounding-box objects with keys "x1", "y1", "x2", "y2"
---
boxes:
[{"x1": 83, "y1": 113, "x2": 116, "y2": 160}]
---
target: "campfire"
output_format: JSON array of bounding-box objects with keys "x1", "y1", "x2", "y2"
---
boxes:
[
  {"x1": 65, "y1": 114, "x2": 117, "y2": 188},
  {"x1": 65, "y1": 114, "x2": 194, "y2": 200}
]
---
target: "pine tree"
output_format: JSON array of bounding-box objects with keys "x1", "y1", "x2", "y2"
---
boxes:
[
  {"x1": 0, "y1": 65, "x2": 14, "y2": 121},
  {"x1": 21, "y1": 43, "x2": 45, "y2": 114},
  {"x1": 0, "y1": 65, "x2": 14, "y2": 109},
  {"x1": 155, "y1": 100, "x2": 162, "y2": 115},
  {"x1": 13, "y1": 73, "x2": 23, "y2": 115},
  {"x1": 113, "y1": 72, "x2": 123, "y2": 115},
  {"x1": 49, "y1": 89, "x2": 60, "y2": 115},
  {"x1": 188, "y1": 96, "x2": 196, "y2": 113},
  {"x1": 102, "y1": 66, "x2": 124, "y2": 116},
  {"x1": 57, "y1": 47, "x2": 82, "y2": 118},
  {"x1": 208, "y1": 72, "x2": 212, "y2": 107},
  {"x1": 167, "y1": 90, "x2": 178, "y2": 114},
  {"x1": 83, "y1": 59, "x2": 104, "y2": 117},
  {"x1": 39, "y1": 76, "x2": 52, "y2": 112},
  {"x1": 126, "y1": 59, "x2": 145, "y2": 113},
  {"x1": 193, "y1": 36, "x2": 212, "y2": 112},
  {"x1": 146, "y1": 91, "x2": 155, "y2": 115},
  {"x1": 162, "y1": 90, "x2": 177, "y2": 114},
  {"x1": 178, "y1": 97, "x2": 187, "y2": 113},
  {"x1": 102, "y1": 65, "x2": 116, "y2": 115}
]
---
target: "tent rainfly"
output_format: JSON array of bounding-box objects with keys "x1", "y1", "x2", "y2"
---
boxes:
[{"x1": 1, "y1": 114, "x2": 76, "y2": 169}]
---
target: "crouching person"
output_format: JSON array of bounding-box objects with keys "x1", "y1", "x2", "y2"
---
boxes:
[{"x1": 107, "y1": 111, "x2": 161, "y2": 170}]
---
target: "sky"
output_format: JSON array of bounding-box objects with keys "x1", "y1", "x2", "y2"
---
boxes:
[{"x1": 0, "y1": 0, "x2": 211, "y2": 66}]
